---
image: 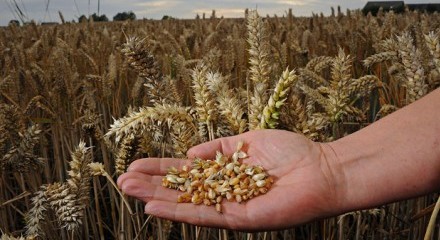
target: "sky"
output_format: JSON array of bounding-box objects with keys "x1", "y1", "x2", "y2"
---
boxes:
[{"x1": 0, "y1": 0, "x2": 435, "y2": 26}]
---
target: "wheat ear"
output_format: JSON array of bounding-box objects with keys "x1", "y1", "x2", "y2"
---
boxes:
[
  {"x1": 115, "y1": 134, "x2": 137, "y2": 176},
  {"x1": 424, "y1": 32, "x2": 440, "y2": 74},
  {"x1": 260, "y1": 69, "x2": 298, "y2": 129},
  {"x1": 25, "y1": 185, "x2": 49, "y2": 237},
  {"x1": 397, "y1": 33, "x2": 428, "y2": 104},
  {"x1": 191, "y1": 64, "x2": 216, "y2": 140},
  {"x1": 247, "y1": 10, "x2": 271, "y2": 130},
  {"x1": 206, "y1": 71, "x2": 246, "y2": 134},
  {"x1": 1, "y1": 124, "x2": 44, "y2": 173},
  {"x1": 26, "y1": 142, "x2": 92, "y2": 235},
  {"x1": 363, "y1": 51, "x2": 398, "y2": 68},
  {"x1": 121, "y1": 36, "x2": 162, "y2": 81},
  {"x1": 106, "y1": 103, "x2": 196, "y2": 144},
  {"x1": 306, "y1": 56, "x2": 334, "y2": 72},
  {"x1": 121, "y1": 36, "x2": 178, "y2": 104},
  {"x1": 0, "y1": 234, "x2": 27, "y2": 240},
  {"x1": 170, "y1": 122, "x2": 198, "y2": 158},
  {"x1": 58, "y1": 141, "x2": 92, "y2": 231}
]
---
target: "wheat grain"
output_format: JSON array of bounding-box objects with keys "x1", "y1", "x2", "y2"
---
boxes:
[{"x1": 163, "y1": 142, "x2": 273, "y2": 212}]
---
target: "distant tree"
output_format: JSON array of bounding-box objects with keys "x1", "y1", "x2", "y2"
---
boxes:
[
  {"x1": 78, "y1": 13, "x2": 108, "y2": 23},
  {"x1": 91, "y1": 13, "x2": 109, "y2": 22},
  {"x1": 162, "y1": 15, "x2": 174, "y2": 20},
  {"x1": 78, "y1": 15, "x2": 88, "y2": 23},
  {"x1": 101, "y1": 14, "x2": 109, "y2": 22},
  {"x1": 113, "y1": 11, "x2": 136, "y2": 21},
  {"x1": 8, "y1": 20, "x2": 20, "y2": 26}
]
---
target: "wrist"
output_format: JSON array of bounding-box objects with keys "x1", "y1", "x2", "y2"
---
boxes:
[
  {"x1": 317, "y1": 141, "x2": 350, "y2": 216},
  {"x1": 319, "y1": 137, "x2": 381, "y2": 215}
]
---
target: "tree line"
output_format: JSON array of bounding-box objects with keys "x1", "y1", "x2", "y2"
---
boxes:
[
  {"x1": 8, "y1": 11, "x2": 137, "y2": 26},
  {"x1": 79, "y1": 11, "x2": 136, "y2": 22}
]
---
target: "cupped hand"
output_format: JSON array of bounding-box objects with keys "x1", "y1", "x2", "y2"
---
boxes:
[{"x1": 117, "y1": 129, "x2": 344, "y2": 231}]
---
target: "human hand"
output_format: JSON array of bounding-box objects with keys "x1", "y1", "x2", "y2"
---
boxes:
[{"x1": 117, "y1": 129, "x2": 344, "y2": 231}]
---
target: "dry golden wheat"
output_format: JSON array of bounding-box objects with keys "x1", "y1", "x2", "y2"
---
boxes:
[{"x1": 1, "y1": 7, "x2": 439, "y2": 240}]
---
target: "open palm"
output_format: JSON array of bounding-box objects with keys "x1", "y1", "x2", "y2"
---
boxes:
[{"x1": 117, "y1": 129, "x2": 342, "y2": 231}]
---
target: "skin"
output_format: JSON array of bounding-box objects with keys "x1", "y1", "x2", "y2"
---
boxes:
[{"x1": 117, "y1": 88, "x2": 440, "y2": 231}]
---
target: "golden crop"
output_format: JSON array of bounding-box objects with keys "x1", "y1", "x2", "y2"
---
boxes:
[{"x1": 0, "y1": 8, "x2": 439, "y2": 240}]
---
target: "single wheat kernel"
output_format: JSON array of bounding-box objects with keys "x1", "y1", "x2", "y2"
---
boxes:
[
  {"x1": 176, "y1": 177, "x2": 186, "y2": 183},
  {"x1": 252, "y1": 173, "x2": 266, "y2": 181},
  {"x1": 178, "y1": 193, "x2": 191, "y2": 203},
  {"x1": 166, "y1": 175, "x2": 178, "y2": 184},
  {"x1": 256, "y1": 180, "x2": 266, "y2": 187},
  {"x1": 235, "y1": 194, "x2": 242, "y2": 203},
  {"x1": 215, "y1": 203, "x2": 222, "y2": 213},
  {"x1": 203, "y1": 199, "x2": 212, "y2": 206},
  {"x1": 229, "y1": 177, "x2": 239, "y2": 186},
  {"x1": 208, "y1": 188, "x2": 216, "y2": 199},
  {"x1": 226, "y1": 192, "x2": 233, "y2": 201}
]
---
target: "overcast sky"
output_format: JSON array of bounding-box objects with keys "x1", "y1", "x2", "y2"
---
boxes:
[{"x1": 0, "y1": 0, "x2": 434, "y2": 26}]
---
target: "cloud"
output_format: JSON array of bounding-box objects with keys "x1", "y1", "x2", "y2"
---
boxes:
[
  {"x1": 0, "y1": 0, "x2": 386, "y2": 26},
  {"x1": 192, "y1": 8, "x2": 244, "y2": 17},
  {"x1": 135, "y1": 0, "x2": 180, "y2": 8},
  {"x1": 273, "y1": 0, "x2": 309, "y2": 6}
]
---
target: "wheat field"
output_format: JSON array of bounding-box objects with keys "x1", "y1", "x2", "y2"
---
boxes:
[{"x1": 1, "y1": 7, "x2": 440, "y2": 240}]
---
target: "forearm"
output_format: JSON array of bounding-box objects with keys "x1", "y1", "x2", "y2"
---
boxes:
[{"x1": 326, "y1": 88, "x2": 440, "y2": 213}]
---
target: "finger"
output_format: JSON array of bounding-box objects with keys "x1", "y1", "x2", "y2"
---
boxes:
[
  {"x1": 187, "y1": 132, "x2": 254, "y2": 159},
  {"x1": 120, "y1": 177, "x2": 179, "y2": 202},
  {"x1": 117, "y1": 171, "x2": 149, "y2": 188},
  {"x1": 117, "y1": 171, "x2": 163, "y2": 188},
  {"x1": 186, "y1": 138, "x2": 223, "y2": 159},
  {"x1": 127, "y1": 158, "x2": 192, "y2": 175},
  {"x1": 145, "y1": 200, "x2": 246, "y2": 229},
  {"x1": 150, "y1": 176, "x2": 165, "y2": 185}
]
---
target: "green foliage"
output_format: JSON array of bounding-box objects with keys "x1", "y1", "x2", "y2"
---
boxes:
[
  {"x1": 8, "y1": 20, "x2": 20, "y2": 26},
  {"x1": 91, "y1": 13, "x2": 109, "y2": 22},
  {"x1": 113, "y1": 11, "x2": 136, "y2": 21},
  {"x1": 78, "y1": 14, "x2": 108, "y2": 23},
  {"x1": 162, "y1": 15, "x2": 175, "y2": 20}
]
